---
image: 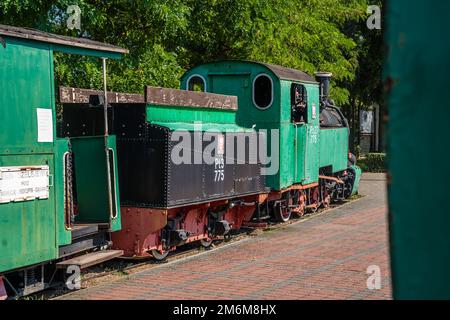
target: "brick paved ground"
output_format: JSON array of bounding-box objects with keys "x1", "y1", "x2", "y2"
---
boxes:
[{"x1": 60, "y1": 173, "x2": 391, "y2": 300}]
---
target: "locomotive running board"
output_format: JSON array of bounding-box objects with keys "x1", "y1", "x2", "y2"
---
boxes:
[
  {"x1": 56, "y1": 250, "x2": 123, "y2": 270},
  {"x1": 319, "y1": 175, "x2": 344, "y2": 184}
]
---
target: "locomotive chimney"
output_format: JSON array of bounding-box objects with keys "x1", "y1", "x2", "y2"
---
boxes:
[{"x1": 315, "y1": 72, "x2": 333, "y2": 101}]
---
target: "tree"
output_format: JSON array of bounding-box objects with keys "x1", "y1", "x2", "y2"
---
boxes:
[
  {"x1": 181, "y1": 0, "x2": 367, "y2": 105},
  {"x1": 1, "y1": 0, "x2": 190, "y2": 92},
  {"x1": 340, "y1": 0, "x2": 383, "y2": 152},
  {"x1": 1, "y1": 0, "x2": 382, "y2": 141}
]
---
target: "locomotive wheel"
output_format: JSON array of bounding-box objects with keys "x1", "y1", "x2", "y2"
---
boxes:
[
  {"x1": 291, "y1": 190, "x2": 306, "y2": 218},
  {"x1": 322, "y1": 188, "x2": 331, "y2": 208},
  {"x1": 309, "y1": 187, "x2": 320, "y2": 213},
  {"x1": 224, "y1": 233, "x2": 232, "y2": 242},
  {"x1": 274, "y1": 194, "x2": 292, "y2": 222},
  {"x1": 276, "y1": 205, "x2": 291, "y2": 222},
  {"x1": 150, "y1": 249, "x2": 169, "y2": 261},
  {"x1": 343, "y1": 168, "x2": 356, "y2": 199},
  {"x1": 344, "y1": 182, "x2": 353, "y2": 199},
  {"x1": 200, "y1": 239, "x2": 213, "y2": 248}
]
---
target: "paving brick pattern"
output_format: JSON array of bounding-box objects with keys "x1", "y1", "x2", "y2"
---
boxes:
[{"x1": 61, "y1": 173, "x2": 391, "y2": 300}]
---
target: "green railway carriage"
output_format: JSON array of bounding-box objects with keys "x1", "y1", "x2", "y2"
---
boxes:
[
  {"x1": 0, "y1": 25, "x2": 126, "y2": 297},
  {"x1": 181, "y1": 61, "x2": 360, "y2": 202}
]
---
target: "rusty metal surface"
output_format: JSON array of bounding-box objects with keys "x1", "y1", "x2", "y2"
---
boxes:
[
  {"x1": 59, "y1": 86, "x2": 144, "y2": 104},
  {"x1": 0, "y1": 24, "x2": 128, "y2": 54},
  {"x1": 111, "y1": 207, "x2": 168, "y2": 257},
  {"x1": 145, "y1": 86, "x2": 238, "y2": 110}
]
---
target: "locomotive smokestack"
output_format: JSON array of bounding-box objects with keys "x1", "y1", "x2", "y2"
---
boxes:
[{"x1": 315, "y1": 72, "x2": 333, "y2": 101}]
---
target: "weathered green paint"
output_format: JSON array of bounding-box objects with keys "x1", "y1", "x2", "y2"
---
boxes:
[
  {"x1": 50, "y1": 44, "x2": 123, "y2": 60},
  {"x1": 147, "y1": 105, "x2": 236, "y2": 125},
  {"x1": 55, "y1": 138, "x2": 72, "y2": 246},
  {"x1": 0, "y1": 155, "x2": 56, "y2": 273},
  {"x1": 385, "y1": 1, "x2": 450, "y2": 299},
  {"x1": 181, "y1": 61, "x2": 281, "y2": 128},
  {"x1": 107, "y1": 136, "x2": 122, "y2": 232},
  {"x1": 349, "y1": 165, "x2": 361, "y2": 196},
  {"x1": 150, "y1": 121, "x2": 253, "y2": 133},
  {"x1": 319, "y1": 128, "x2": 349, "y2": 172},
  {"x1": 182, "y1": 61, "x2": 344, "y2": 191},
  {"x1": 279, "y1": 80, "x2": 320, "y2": 188},
  {"x1": 70, "y1": 136, "x2": 121, "y2": 232},
  {"x1": 0, "y1": 38, "x2": 55, "y2": 155},
  {"x1": 146, "y1": 96, "x2": 258, "y2": 133},
  {"x1": 0, "y1": 37, "x2": 57, "y2": 273}
]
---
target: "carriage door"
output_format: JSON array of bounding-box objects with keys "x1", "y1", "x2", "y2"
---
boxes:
[
  {"x1": 303, "y1": 85, "x2": 320, "y2": 184},
  {"x1": 292, "y1": 83, "x2": 320, "y2": 184}
]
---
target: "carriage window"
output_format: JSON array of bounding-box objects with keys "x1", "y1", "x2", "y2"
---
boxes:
[
  {"x1": 291, "y1": 84, "x2": 307, "y2": 123},
  {"x1": 187, "y1": 75, "x2": 206, "y2": 92},
  {"x1": 253, "y1": 74, "x2": 273, "y2": 109}
]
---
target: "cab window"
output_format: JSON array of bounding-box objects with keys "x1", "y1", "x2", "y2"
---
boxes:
[
  {"x1": 253, "y1": 74, "x2": 273, "y2": 109},
  {"x1": 187, "y1": 75, "x2": 206, "y2": 92},
  {"x1": 291, "y1": 84, "x2": 307, "y2": 123}
]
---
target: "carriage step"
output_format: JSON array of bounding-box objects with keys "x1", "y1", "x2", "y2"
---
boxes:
[
  {"x1": 56, "y1": 250, "x2": 123, "y2": 270},
  {"x1": 71, "y1": 224, "x2": 99, "y2": 239}
]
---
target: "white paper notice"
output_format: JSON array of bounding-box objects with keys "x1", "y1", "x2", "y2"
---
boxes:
[{"x1": 36, "y1": 108, "x2": 54, "y2": 143}]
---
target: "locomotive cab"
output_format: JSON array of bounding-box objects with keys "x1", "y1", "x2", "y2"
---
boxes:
[
  {"x1": 181, "y1": 60, "x2": 323, "y2": 189},
  {"x1": 182, "y1": 60, "x2": 361, "y2": 220}
]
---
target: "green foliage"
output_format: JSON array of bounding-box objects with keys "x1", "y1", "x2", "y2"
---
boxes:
[
  {"x1": 343, "y1": 0, "x2": 382, "y2": 108},
  {"x1": 340, "y1": 0, "x2": 383, "y2": 151},
  {"x1": 182, "y1": 0, "x2": 367, "y2": 105},
  {"x1": 54, "y1": 53, "x2": 103, "y2": 89},
  {"x1": 358, "y1": 153, "x2": 385, "y2": 172},
  {"x1": 354, "y1": 144, "x2": 362, "y2": 159},
  {"x1": 1, "y1": 0, "x2": 189, "y2": 92},
  {"x1": 0, "y1": 0, "x2": 55, "y2": 28},
  {"x1": 108, "y1": 44, "x2": 185, "y2": 92},
  {"x1": 0, "y1": 0, "x2": 381, "y2": 108}
]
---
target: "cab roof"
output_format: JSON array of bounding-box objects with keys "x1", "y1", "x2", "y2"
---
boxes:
[
  {"x1": 187, "y1": 60, "x2": 317, "y2": 84},
  {"x1": 259, "y1": 62, "x2": 317, "y2": 83},
  {"x1": 0, "y1": 24, "x2": 128, "y2": 56}
]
